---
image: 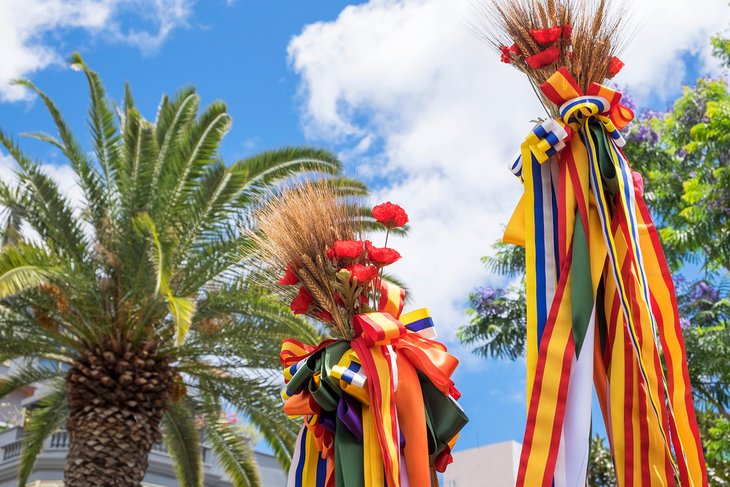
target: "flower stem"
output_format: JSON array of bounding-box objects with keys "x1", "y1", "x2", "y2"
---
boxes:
[{"x1": 375, "y1": 229, "x2": 391, "y2": 310}]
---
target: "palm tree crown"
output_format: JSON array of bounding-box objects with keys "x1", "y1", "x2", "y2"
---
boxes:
[{"x1": 0, "y1": 53, "x2": 365, "y2": 487}]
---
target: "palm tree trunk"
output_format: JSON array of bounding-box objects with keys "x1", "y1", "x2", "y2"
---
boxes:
[{"x1": 64, "y1": 339, "x2": 172, "y2": 487}]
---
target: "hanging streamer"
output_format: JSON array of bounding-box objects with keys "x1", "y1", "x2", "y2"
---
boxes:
[
  {"x1": 281, "y1": 282, "x2": 468, "y2": 487},
  {"x1": 505, "y1": 67, "x2": 708, "y2": 487}
]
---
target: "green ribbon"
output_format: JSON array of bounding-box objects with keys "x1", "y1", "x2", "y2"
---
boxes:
[
  {"x1": 289, "y1": 342, "x2": 468, "y2": 485},
  {"x1": 420, "y1": 373, "x2": 469, "y2": 462},
  {"x1": 335, "y1": 415, "x2": 365, "y2": 487},
  {"x1": 571, "y1": 213, "x2": 593, "y2": 356},
  {"x1": 571, "y1": 121, "x2": 620, "y2": 356}
]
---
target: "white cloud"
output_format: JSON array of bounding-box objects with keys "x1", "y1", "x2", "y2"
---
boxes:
[
  {"x1": 0, "y1": 0, "x2": 195, "y2": 102},
  {"x1": 288, "y1": 0, "x2": 730, "y2": 346},
  {"x1": 615, "y1": 0, "x2": 730, "y2": 101}
]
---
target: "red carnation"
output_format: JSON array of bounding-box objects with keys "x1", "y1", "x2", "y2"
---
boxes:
[
  {"x1": 325, "y1": 247, "x2": 335, "y2": 261},
  {"x1": 372, "y1": 202, "x2": 408, "y2": 229},
  {"x1": 334, "y1": 240, "x2": 364, "y2": 259},
  {"x1": 366, "y1": 241, "x2": 401, "y2": 266},
  {"x1": 290, "y1": 287, "x2": 313, "y2": 314},
  {"x1": 315, "y1": 310, "x2": 334, "y2": 322},
  {"x1": 525, "y1": 46, "x2": 560, "y2": 68},
  {"x1": 607, "y1": 56, "x2": 624, "y2": 78},
  {"x1": 500, "y1": 45, "x2": 512, "y2": 64},
  {"x1": 347, "y1": 264, "x2": 379, "y2": 283},
  {"x1": 500, "y1": 44, "x2": 521, "y2": 64},
  {"x1": 277, "y1": 266, "x2": 299, "y2": 285},
  {"x1": 562, "y1": 24, "x2": 572, "y2": 38},
  {"x1": 530, "y1": 26, "x2": 563, "y2": 44}
]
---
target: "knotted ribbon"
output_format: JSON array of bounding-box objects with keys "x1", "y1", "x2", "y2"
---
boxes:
[
  {"x1": 505, "y1": 67, "x2": 707, "y2": 487},
  {"x1": 281, "y1": 281, "x2": 468, "y2": 487}
]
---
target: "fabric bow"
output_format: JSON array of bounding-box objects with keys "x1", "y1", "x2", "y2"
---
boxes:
[
  {"x1": 280, "y1": 281, "x2": 467, "y2": 487},
  {"x1": 511, "y1": 67, "x2": 635, "y2": 179},
  {"x1": 504, "y1": 66, "x2": 708, "y2": 487}
]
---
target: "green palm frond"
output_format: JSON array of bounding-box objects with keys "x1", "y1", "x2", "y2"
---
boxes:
[
  {"x1": 194, "y1": 283, "x2": 321, "y2": 343},
  {"x1": 168, "y1": 293, "x2": 197, "y2": 346},
  {"x1": 17, "y1": 385, "x2": 68, "y2": 487},
  {"x1": 235, "y1": 147, "x2": 342, "y2": 194},
  {"x1": 158, "y1": 103, "x2": 232, "y2": 222},
  {"x1": 203, "y1": 409, "x2": 262, "y2": 487},
  {"x1": 133, "y1": 213, "x2": 170, "y2": 294},
  {"x1": 174, "y1": 161, "x2": 248, "y2": 259},
  {"x1": 146, "y1": 88, "x2": 200, "y2": 214},
  {"x1": 0, "y1": 132, "x2": 89, "y2": 263},
  {"x1": 121, "y1": 106, "x2": 158, "y2": 221},
  {"x1": 0, "y1": 364, "x2": 65, "y2": 400},
  {"x1": 11, "y1": 79, "x2": 107, "y2": 228},
  {"x1": 0, "y1": 244, "x2": 62, "y2": 298},
  {"x1": 162, "y1": 400, "x2": 203, "y2": 487},
  {"x1": 0, "y1": 181, "x2": 23, "y2": 246},
  {"x1": 199, "y1": 377, "x2": 298, "y2": 470},
  {"x1": 69, "y1": 52, "x2": 124, "y2": 198}
]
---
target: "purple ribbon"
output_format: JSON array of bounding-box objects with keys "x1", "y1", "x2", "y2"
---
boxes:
[{"x1": 337, "y1": 395, "x2": 363, "y2": 441}]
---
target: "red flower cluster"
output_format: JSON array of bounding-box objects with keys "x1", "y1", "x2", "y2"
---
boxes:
[
  {"x1": 500, "y1": 43, "x2": 522, "y2": 64},
  {"x1": 502, "y1": 24, "x2": 571, "y2": 69},
  {"x1": 280, "y1": 202, "x2": 409, "y2": 322},
  {"x1": 607, "y1": 56, "x2": 625, "y2": 78},
  {"x1": 278, "y1": 266, "x2": 299, "y2": 285},
  {"x1": 290, "y1": 287, "x2": 313, "y2": 314},
  {"x1": 526, "y1": 46, "x2": 560, "y2": 69},
  {"x1": 530, "y1": 26, "x2": 564, "y2": 44},
  {"x1": 334, "y1": 240, "x2": 364, "y2": 258},
  {"x1": 372, "y1": 202, "x2": 408, "y2": 229},
  {"x1": 347, "y1": 264, "x2": 379, "y2": 283},
  {"x1": 366, "y1": 241, "x2": 401, "y2": 266}
]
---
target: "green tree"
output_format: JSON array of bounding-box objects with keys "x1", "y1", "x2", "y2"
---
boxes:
[
  {"x1": 459, "y1": 32, "x2": 730, "y2": 484},
  {"x1": 0, "y1": 54, "x2": 366, "y2": 487}
]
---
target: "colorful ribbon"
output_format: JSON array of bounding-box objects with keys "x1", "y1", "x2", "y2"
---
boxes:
[
  {"x1": 281, "y1": 281, "x2": 468, "y2": 487},
  {"x1": 505, "y1": 67, "x2": 707, "y2": 487}
]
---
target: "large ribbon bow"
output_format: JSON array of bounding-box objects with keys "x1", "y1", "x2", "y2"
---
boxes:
[
  {"x1": 510, "y1": 66, "x2": 634, "y2": 179},
  {"x1": 505, "y1": 67, "x2": 708, "y2": 487},
  {"x1": 280, "y1": 281, "x2": 468, "y2": 487}
]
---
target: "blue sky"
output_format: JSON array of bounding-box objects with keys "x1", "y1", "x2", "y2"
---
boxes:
[{"x1": 0, "y1": 0, "x2": 728, "y2": 456}]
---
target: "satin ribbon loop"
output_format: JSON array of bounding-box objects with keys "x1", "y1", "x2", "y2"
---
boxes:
[
  {"x1": 283, "y1": 285, "x2": 468, "y2": 487},
  {"x1": 353, "y1": 312, "x2": 406, "y2": 346}
]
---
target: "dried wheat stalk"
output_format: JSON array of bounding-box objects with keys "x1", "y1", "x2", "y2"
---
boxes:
[
  {"x1": 250, "y1": 181, "x2": 364, "y2": 338},
  {"x1": 471, "y1": 0, "x2": 628, "y2": 114}
]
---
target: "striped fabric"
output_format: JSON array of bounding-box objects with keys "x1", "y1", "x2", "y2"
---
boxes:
[
  {"x1": 283, "y1": 281, "x2": 467, "y2": 487},
  {"x1": 505, "y1": 67, "x2": 707, "y2": 487}
]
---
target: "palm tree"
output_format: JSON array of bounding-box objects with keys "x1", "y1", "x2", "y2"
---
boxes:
[{"x1": 0, "y1": 53, "x2": 365, "y2": 487}]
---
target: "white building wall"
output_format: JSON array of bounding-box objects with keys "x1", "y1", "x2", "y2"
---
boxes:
[{"x1": 443, "y1": 441, "x2": 521, "y2": 487}]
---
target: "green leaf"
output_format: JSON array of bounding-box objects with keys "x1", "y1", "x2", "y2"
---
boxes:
[
  {"x1": 0, "y1": 364, "x2": 64, "y2": 400},
  {"x1": 0, "y1": 244, "x2": 62, "y2": 298},
  {"x1": 17, "y1": 386, "x2": 68, "y2": 486},
  {"x1": 69, "y1": 52, "x2": 124, "y2": 198},
  {"x1": 133, "y1": 213, "x2": 169, "y2": 294},
  {"x1": 10, "y1": 79, "x2": 107, "y2": 229},
  {"x1": 162, "y1": 401, "x2": 203, "y2": 487},
  {"x1": 202, "y1": 408, "x2": 262, "y2": 487},
  {"x1": 168, "y1": 293, "x2": 197, "y2": 346}
]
